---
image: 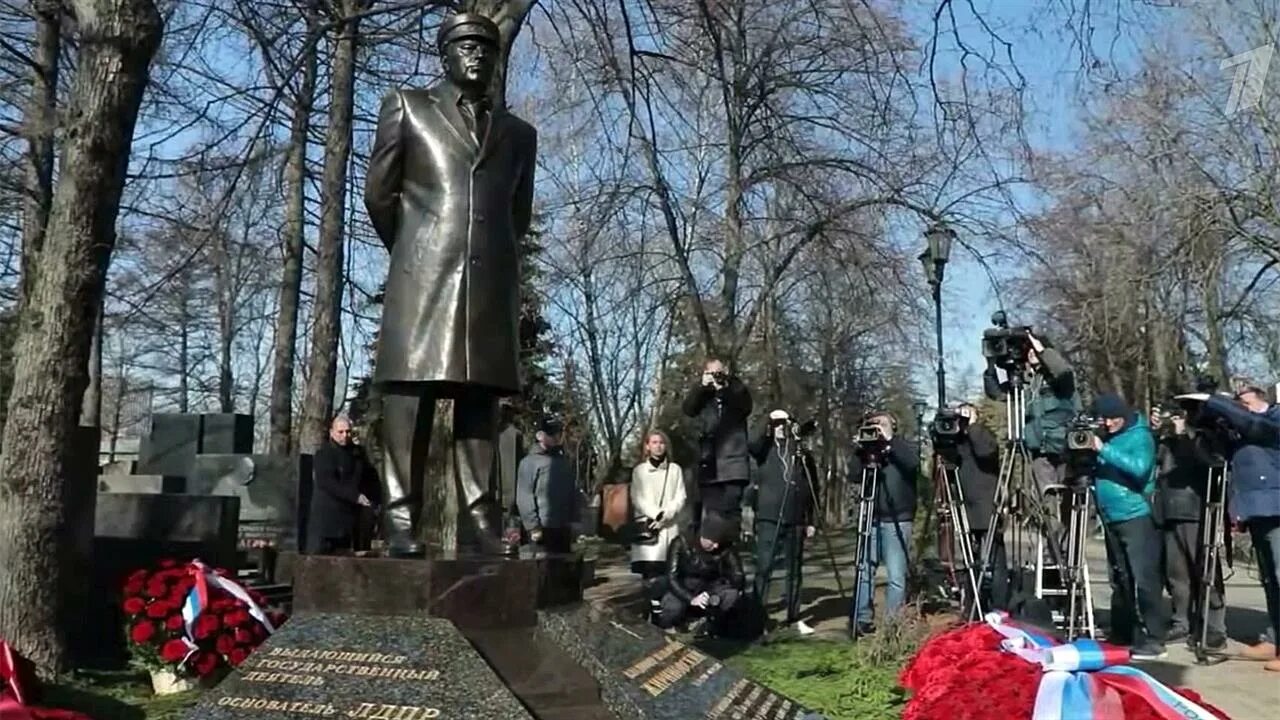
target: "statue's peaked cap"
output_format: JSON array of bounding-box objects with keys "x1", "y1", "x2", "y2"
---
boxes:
[{"x1": 437, "y1": 12, "x2": 500, "y2": 50}]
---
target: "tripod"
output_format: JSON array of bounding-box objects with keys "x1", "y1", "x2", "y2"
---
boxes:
[
  {"x1": 847, "y1": 457, "x2": 879, "y2": 641},
  {"x1": 1191, "y1": 462, "x2": 1230, "y2": 665},
  {"x1": 970, "y1": 374, "x2": 1068, "y2": 621},
  {"x1": 934, "y1": 453, "x2": 982, "y2": 615},
  {"x1": 759, "y1": 437, "x2": 846, "y2": 626},
  {"x1": 1046, "y1": 480, "x2": 1096, "y2": 639}
]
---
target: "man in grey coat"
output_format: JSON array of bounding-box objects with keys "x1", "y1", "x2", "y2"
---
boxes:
[
  {"x1": 363, "y1": 12, "x2": 536, "y2": 556},
  {"x1": 516, "y1": 419, "x2": 577, "y2": 553}
]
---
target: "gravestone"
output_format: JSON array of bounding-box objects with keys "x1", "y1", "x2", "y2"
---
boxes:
[
  {"x1": 201, "y1": 413, "x2": 254, "y2": 454},
  {"x1": 87, "y1": 493, "x2": 241, "y2": 665},
  {"x1": 538, "y1": 605, "x2": 826, "y2": 720},
  {"x1": 136, "y1": 413, "x2": 203, "y2": 477},
  {"x1": 97, "y1": 474, "x2": 185, "y2": 494},
  {"x1": 183, "y1": 613, "x2": 532, "y2": 720},
  {"x1": 189, "y1": 454, "x2": 299, "y2": 533}
]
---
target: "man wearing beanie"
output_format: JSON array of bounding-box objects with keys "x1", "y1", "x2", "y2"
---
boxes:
[
  {"x1": 1089, "y1": 392, "x2": 1168, "y2": 660},
  {"x1": 656, "y1": 511, "x2": 746, "y2": 638}
]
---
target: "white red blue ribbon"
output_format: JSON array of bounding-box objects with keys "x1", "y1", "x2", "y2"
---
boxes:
[
  {"x1": 179, "y1": 560, "x2": 276, "y2": 662},
  {"x1": 983, "y1": 613, "x2": 1221, "y2": 720}
]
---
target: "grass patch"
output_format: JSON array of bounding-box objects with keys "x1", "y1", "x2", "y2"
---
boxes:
[
  {"x1": 41, "y1": 669, "x2": 200, "y2": 720},
  {"x1": 730, "y1": 615, "x2": 930, "y2": 720}
]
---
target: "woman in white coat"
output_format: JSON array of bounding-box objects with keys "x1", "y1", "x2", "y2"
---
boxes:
[{"x1": 630, "y1": 430, "x2": 687, "y2": 622}]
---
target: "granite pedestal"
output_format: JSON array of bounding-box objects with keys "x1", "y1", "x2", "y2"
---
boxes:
[
  {"x1": 290, "y1": 551, "x2": 585, "y2": 630},
  {"x1": 183, "y1": 613, "x2": 532, "y2": 720},
  {"x1": 537, "y1": 605, "x2": 826, "y2": 720}
]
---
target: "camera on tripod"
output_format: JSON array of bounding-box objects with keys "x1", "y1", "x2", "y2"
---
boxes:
[
  {"x1": 1066, "y1": 414, "x2": 1105, "y2": 451},
  {"x1": 855, "y1": 423, "x2": 890, "y2": 463},
  {"x1": 930, "y1": 408, "x2": 965, "y2": 447},
  {"x1": 981, "y1": 311, "x2": 1034, "y2": 370}
]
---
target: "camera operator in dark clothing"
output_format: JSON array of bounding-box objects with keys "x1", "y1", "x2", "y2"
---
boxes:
[
  {"x1": 952, "y1": 403, "x2": 1008, "y2": 610},
  {"x1": 307, "y1": 416, "x2": 379, "y2": 555},
  {"x1": 1151, "y1": 408, "x2": 1226, "y2": 649},
  {"x1": 1181, "y1": 384, "x2": 1280, "y2": 672},
  {"x1": 983, "y1": 332, "x2": 1079, "y2": 531},
  {"x1": 847, "y1": 411, "x2": 920, "y2": 634},
  {"x1": 657, "y1": 512, "x2": 747, "y2": 638},
  {"x1": 682, "y1": 358, "x2": 753, "y2": 524},
  {"x1": 747, "y1": 410, "x2": 819, "y2": 635}
]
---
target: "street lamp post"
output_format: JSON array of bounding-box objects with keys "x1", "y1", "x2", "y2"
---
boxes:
[{"x1": 919, "y1": 223, "x2": 955, "y2": 408}]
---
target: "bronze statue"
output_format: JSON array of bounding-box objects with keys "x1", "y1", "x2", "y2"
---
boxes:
[{"x1": 364, "y1": 12, "x2": 536, "y2": 556}]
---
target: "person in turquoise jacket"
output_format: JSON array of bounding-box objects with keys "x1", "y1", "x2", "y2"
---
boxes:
[{"x1": 1089, "y1": 393, "x2": 1169, "y2": 660}]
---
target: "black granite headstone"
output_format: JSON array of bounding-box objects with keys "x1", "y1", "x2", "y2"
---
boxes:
[
  {"x1": 189, "y1": 454, "x2": 299, "y2": 526},
  {"x1": 97, "y1": 474, "x2": 186, "y2": 493},
  {"x1": 538, "y1": 605, "x2": 827, "y2": 720},
  {"x1": 184, "y1": 613, "x2": 533, "y2": 720},
  {"x1": 136, "y1": 413, "x2": 203, "y2": 477},
  {"x1": 201, "y1": 413, "x2": 255, "y2": 454}
]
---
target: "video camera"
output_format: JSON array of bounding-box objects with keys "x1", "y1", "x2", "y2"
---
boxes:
[
  {"x1": 855, "y1": 423, "x2": 890, "y2": 464},
  {"x1": 1066, "y1": 414, "x2": 1105, "y2": 452},
  {"x1": 981, "y1": 311, "x2": 1034, "y2": 370},
  {"x1": 769, "y1": 414, "x2": 818, "y2": 443},
  {"x1": 930, "y1": 408, "x2": 965, "y2": 447},
  {"x1": 1173, "y1": 376, "x2": 1238, "y2": 461},
  {"x1": 1064, "y1": 413, "x2": 1105, "y2": 477}
]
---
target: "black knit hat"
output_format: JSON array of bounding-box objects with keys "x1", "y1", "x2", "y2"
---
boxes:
[{"x1": 699, "y1": 511, "x2": 738, "y2": 546}]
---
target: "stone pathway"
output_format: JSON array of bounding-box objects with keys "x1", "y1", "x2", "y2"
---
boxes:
[{"x1": 582, "y1": 528, "x2": 1279, "y2": 719}]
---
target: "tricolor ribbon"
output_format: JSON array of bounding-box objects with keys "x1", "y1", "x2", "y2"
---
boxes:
[
  {"x1": 178, "y1": 560, "x2": 277, "y2": 662},
  {"x1": 984, "y1": 613, "x2": 1222, "y2": 720}
]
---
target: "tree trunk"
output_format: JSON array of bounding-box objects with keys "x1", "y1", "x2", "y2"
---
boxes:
[
  {"x1": 79, "y1": 300, "x2": 102, "y2": 426},
  {"x1": 1202, "y1": 258, "x2": 1230, "y2": 383},
  {"x1": 268, "y1": 3, "x2": 319, "y2": 455},
  {"x1": 299, "y1": 1, "x2": 360, "y2": 453},
  {"x1": 213, "y1": 229, "x2": 234, "y2": 413},
  {"x1": 0, "y1": 0, "x2": 162, "y2": 676},
  {"x1": 18, "y1": 0, "x2": 63, "y2": 308},
  {"x1": 177, "y1": 294, "x2": 190, "y2": 413},
  {"x1": 468, "y1": 0, "x2": 535, "y2": 109}
]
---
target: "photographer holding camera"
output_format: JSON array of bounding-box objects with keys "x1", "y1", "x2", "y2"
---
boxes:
[
  {"x1": 1088, "y1": 394, "x2": 1168, "y2": 660},
  {"x1": 951, "y1": 403, "x2": 1008, "y2": 611},
  {"x1": 683, "y1": 358, "x2": 754, "y2": 525},
  {"x1": 1151, "y1": 408, "x2": 1226, "y2": 650},
  {"x1": 1181, "y1": 383, "x2": 1280, "y2": 671},
  {"x1": 983, "y1": 330, "x2": 1079, "y2": 523},
  {"x1": 747, "y1": 410, "x2": 819, "y2": 636},
  {"x1": 846, "y1": 411, "x2": 920, "y2": 636}
]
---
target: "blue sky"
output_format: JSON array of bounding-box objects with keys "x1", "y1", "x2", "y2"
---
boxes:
[{"x1": 901, "y1": 0, "x2": 1151, "y2": 408}]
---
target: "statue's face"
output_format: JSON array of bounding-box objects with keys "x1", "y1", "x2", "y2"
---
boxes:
[{"x1": 443, "y1": 37, "x2": 497, "y2": 90}]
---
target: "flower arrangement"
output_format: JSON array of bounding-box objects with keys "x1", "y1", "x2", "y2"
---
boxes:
[
  {"x1": 899, "y1": 620, "x2": 1232, "y2": 720},
  {"x1": 121, "y1": 559, "x2": 286, "y2": 683}
]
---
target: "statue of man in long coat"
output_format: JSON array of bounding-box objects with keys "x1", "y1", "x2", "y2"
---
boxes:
[{"x1": 364, "y1": 12, "x2": 536, "y2": 555}]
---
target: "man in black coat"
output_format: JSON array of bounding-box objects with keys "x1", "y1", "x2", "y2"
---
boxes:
[
  {"x1": 307, "y1": 416, "x2": 377, "y2": 555},
  {"x1": 747, "y1": 410, "x2": 818, "y2": 634},
  {"x1": 1152, "y1": 409, "x2": 1226, "y2": 648},
  {"x1": 952, "y1": 403, "x2": 1007, "y2": 610},
  {"x1": 657, "y1": 512, "x2": 746, "y2": 638},
  {"x1": 682, "y1": 358, "x2": 753, "y2": 525}
]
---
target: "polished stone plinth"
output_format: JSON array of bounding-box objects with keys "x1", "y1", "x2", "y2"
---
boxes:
[
  {"x1": 183, "y1": 613, "x2": 532, "y2": 719},
  {"x1": 538, "y1": 605, "x2": 827, "y2": 720},
  {"x1": 289, "y1": 551, "x2": 585, "y2": 629}
]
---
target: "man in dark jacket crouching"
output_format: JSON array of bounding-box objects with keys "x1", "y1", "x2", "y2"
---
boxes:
[{"x1": 656, "y1": 512, "x2": 746, "y2": 638}]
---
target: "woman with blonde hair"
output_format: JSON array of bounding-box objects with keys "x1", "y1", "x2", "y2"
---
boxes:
[{"x1": 630, "y1": 429, "x2": 687, "y2": 622}]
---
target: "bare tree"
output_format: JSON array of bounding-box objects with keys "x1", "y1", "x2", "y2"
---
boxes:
[{"x1": 0, "y1": 0, "x2": 163, "y2": 675}]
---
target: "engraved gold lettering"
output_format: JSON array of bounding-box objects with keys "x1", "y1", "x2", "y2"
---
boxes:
[{"x1": 623, "y1": 640, "x2": 684, "y2": 679}]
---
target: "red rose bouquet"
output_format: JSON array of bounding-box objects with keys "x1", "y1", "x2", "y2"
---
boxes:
[
  {"x1": 121, "y1": 559, "x2": 287, "y2": 680},
  {"x1": 900, "y1": 620, "x2": 1234, "y2": 720}
]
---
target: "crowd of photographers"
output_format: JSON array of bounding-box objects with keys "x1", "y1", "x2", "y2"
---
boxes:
[{"x1": 612, "y1": 346, "x2": 1279, "y2": 670}]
